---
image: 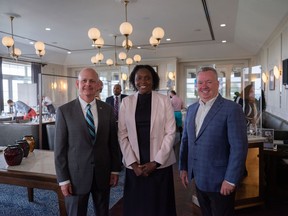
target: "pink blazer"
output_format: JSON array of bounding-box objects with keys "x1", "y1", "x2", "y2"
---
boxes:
[{"x1": 118, "y1": 91, "x2": 176, "y2": 169}]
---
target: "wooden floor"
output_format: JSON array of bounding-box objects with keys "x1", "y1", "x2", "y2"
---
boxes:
[
  {"x1": 109, "y1": 163, "x2": 288, "y2": 216},
  {"x1": 110, "y1": 142, "x2": 288, "y2": 216}
]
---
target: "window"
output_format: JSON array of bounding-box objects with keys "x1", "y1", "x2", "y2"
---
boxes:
[
  {"x1": 185, "y1": 67, "x2": 198, "y2": 106},
  {"x1": 2, "y1": 61, "x2": 32, "y2": 112}
]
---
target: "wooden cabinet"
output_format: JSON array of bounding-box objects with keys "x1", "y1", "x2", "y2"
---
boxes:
[{"x1": 235, "y1": 136, "x2": 266, "y2": 209}]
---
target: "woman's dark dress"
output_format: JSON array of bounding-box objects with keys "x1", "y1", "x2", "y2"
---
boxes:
[{"x1": 123, "y1": 93, "x2": 177, "y2": 216}]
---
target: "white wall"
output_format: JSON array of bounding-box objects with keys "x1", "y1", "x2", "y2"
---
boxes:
[{"x1": 254, "y1": 17, "x2": 288, "y2": 120}]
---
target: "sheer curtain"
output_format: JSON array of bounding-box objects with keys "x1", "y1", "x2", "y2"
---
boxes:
[{"x1": 0, "y1": 57, "x2": 3, "y2": 111}]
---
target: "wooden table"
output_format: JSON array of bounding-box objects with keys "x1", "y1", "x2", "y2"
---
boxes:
[{"x1": 0, "y1": 149, "x2": 66, "y2": 216}]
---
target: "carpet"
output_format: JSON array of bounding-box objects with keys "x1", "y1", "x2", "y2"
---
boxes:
[{"x1": 0, "y1": 170, "x2": 124, "y2": 216}]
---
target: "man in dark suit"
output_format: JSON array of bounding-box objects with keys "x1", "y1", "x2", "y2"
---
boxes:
[
  {"x1": 105, "y1": 84, "x2": 127, "y2": 122},
  {"x1": 179, "y1": 67, "x2": 248, "y2": 216},
  {"x1": 54, "y1": 67, "x2": 121, "y2": 216}
]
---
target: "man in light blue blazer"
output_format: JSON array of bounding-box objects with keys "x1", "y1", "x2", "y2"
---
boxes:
[{"x1": 179, "y1": 67, "x2": 248, "y2": 216}]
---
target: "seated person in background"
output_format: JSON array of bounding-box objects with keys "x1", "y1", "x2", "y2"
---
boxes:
[
  {"x1": 42, "y1": 96, "x2": 56, "y2": 114},
  {"x1": 7, "y1": 99, "x2": 37, "y2": 120},
  {"x1": 234, "y1": 84, "x2": 258, "y2": 126},
  {"x1": 169, "y1": 90, "x2": 185, "y2": 133},
  {"x1": 95, "y1": 80, "x2": 103, "y2": 100},
  {"x1": 105, "y1": 84, "x2": 127, "y2": 122}
]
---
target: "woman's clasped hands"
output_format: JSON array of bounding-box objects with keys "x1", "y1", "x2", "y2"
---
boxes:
[{"x1": 131, "y1": 161, "x2": 158, "y2": 177}]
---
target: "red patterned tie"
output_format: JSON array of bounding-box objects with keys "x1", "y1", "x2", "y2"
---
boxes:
[{"x1": 114, "y1": 96, "x2": 119, "y2": 121}]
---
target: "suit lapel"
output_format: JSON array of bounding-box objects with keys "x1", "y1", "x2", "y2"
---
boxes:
[
  {"x1": 190, "y1": 104, "x2": 199, "y2": 140},
  {"x1": 95, "y1": 100, "x2": 105, "y2": 141},
  {"x1": 75, "y1": 99, "x2": 92, "y2": 142},
  {"x1": 196, "y1": 95, "x2": 223, "y2": 138}
]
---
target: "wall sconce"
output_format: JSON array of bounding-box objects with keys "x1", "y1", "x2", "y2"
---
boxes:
[
  {"x1": 168, "y1": 71, "x2": 176, "y2": 80},
  {"x1": 262, "y1": 72, "x2": 268, "y2": 83},
  {"x1": 273, "y1": 65, "x2": 281, "y2": 79},
  {"x1": 51, "y1": 82, "x2": 57, "y2": 90},
  {"x1": 121, "y1": 73, "x2": 128, "y2": 81}
]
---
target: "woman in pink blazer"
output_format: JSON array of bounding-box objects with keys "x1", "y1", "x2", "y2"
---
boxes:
[{"x1": 118, "y1": 65, "x2": 177, "y2": 216}]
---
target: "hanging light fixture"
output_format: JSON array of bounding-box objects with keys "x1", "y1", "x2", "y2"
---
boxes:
[
  {"x1": 126, "y1": 57, "x2": 133, "y2": 65},
  {"x1": 133, "y1": 54, "x2": 141, "y2": 63},
  {"x1": 150, "y1": 27, "x2": 165, "y2": 47},
  {"x1": 88, "y1": 27, "x2": 101, "y2": 46},
  {"x1": 1, "y1": 16, "x2": 21, "y2": 59},
  {"x1": 120, "y1": 0, "x2": 133, "y2": 52},
  {"x1": 119, "y1": 51, "x2": 127, "y2": 61},
  {"x1": 106, "y1": 59, "x2": 114, "y2": 66},
  {"x1": 87, "y1": 0, "x2": 165, "y2": 66},
  {"x1": 122, "y1": 39, "x2": 133, "y2": 50},
  {"x1": 1, "y1": 15, "x2": 46, "y2": 60},
  {"x1": 95, "y1": 37, "x2": 104, "y2": 49},
  {"x1": 34, "y1": 41, "x2": 46, "y2": 57},
  {"x1": 91, "y1": 56, "x2": 97, "y2": 65}
]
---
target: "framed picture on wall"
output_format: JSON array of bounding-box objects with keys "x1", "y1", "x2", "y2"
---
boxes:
[{"x1": 269, "y1": 69, "x2": 275, "y2": 90}]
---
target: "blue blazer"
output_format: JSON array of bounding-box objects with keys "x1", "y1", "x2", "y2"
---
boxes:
[{"x1": 179, "y1": 95, "x2": 248, "y2": 192}]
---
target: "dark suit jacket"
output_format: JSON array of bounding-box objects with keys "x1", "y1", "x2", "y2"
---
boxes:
[
  {"x1": 54, "y1": 98, "x2": 121, "y2": 194},
  {"x1": 105, "y1": 94, "x2": 128, "y2": 107},
  {"x1": 179, "y1": 95, "x2": 248, "y2": 192}
]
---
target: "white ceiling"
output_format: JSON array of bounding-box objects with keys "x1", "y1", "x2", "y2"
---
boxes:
[{"x1": 0, "y1": 0, "x2": 288, "y2": 66}]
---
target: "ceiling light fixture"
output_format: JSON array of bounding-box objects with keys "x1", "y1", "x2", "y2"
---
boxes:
[
  {"x1": 2, "y1": 16, "x2": 21, "y2": 60},
  {"x1": 88, "y1": 0, "x2": 165, "y2": 66},
  {"x1": 1, "y1": 15, "x2": 46, "y2": 60}
]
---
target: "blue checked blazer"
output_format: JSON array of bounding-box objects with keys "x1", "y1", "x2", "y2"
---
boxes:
[{"x1": 179, "y1": 94, "x2": 248, "y2": 192}]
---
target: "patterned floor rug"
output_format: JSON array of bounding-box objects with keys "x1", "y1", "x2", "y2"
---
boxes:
[{"x1": 0, "y1": 170, "x2": 124, "y2": 216}]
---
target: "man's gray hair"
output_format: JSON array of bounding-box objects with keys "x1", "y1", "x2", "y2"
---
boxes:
[{"x1": 197, "y1": 67, "x2": 218, "y2": 79}]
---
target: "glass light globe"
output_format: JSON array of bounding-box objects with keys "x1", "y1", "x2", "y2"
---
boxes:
[
  {"x1": 122, "y1": 39, "x2": 133, "y2": 49},
  {"x1": 106, "y1": 59, "x2": 113, "y2": 66},
  {"x1": 133, "y1": 54, "x2": 141, "y2": 63},
  {"x1": 95, "y1": 37, "x2": 104, "y2": 48},
  {"x1": 34, "y1": 41, "x2": 45, "y2": 51},
  {"x1": 121, "y1": 73, "x2": 128, "y2": 81},
  {"x1": 13, "y1": 48, "x2": 22, "y2": 57},
  {"x1": 91, "y1": 56, "x2": 97, "y2": 64},
  {"x1": 273, "y1": 66, "x2": 280, "y2": 79},
  {"x1": 88, "y1": 28, "x2": 101, "y2": 40},
  {"x1": 126, "y1": 58, "x2": 133, "y2": 65},
  {"x1": 149, "y1": 36, "x2": 159, "y2": 47},
  {"x1": 168, "y1": 72, "x2": 175, "y2": 80},
  {"x1": 119, "y1": 52, "x2": 127, "y2": 61},
  {"x1": 119, "y1": 22, "x2": 133, "y2": 36},
  {"x1": 36, "y1": 49, "x2": 46, "y2": 57},
  {"x1": 262, "y1": 73, "x2": 268, "y2": 83},
  {"x1": 2, "y1": 36, "x2": 14, "y2": 48},
  {"x1": 152, "y1": 27, "x2": 165, "y2": 40},
  {"x1": 96, "y1": 53, "x2": 104, "y2": 62}
]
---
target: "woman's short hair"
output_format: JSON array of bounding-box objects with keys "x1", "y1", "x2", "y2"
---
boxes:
[{"x1": 129, "y1": 65, "x2": 160, "y2": 91}]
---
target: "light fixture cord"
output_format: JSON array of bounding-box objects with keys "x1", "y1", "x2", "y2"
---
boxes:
[
  {"x1": 10, "y1": 16, "x2": 15, "y2": 57},
  {"x1": 124, "y1": 1, "x2": 128, "y2": 22},
  {"x1": 124, "y1": 0, "x2": 129, "y2": 51},
  {"x1": 114, "y1": 35, "x2": 117, "y2": 66}
]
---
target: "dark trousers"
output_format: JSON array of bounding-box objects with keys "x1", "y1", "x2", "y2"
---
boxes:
[
  {"x1": 65, "y1": 178, "x2": 110, "y2": 216},
  {"x1": 196, "y1": 186, "x2": 236, "y2": 216}
]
